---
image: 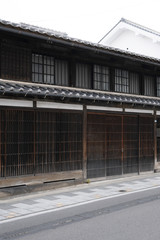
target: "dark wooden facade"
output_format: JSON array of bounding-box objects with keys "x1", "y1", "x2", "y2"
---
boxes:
[
  {"x1": 87, "y1": 113, "x2": 154, "y2": 178},
  {"x1": 0, "y1": 19, "x2": 160, "y2": 187}
]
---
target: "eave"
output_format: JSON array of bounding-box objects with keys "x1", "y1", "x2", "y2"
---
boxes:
[
  {"x1": 1, "y1": 19, "x2": 160, "y2": 68},
  {"x1": 0, "y1": 79, "x2": 160, "y2": 107}
]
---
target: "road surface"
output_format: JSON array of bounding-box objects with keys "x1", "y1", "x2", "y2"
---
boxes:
[{"x1": 0, "y1": 174, "x2": 160, "y2": 240}]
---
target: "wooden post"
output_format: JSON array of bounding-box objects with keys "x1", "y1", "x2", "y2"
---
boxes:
[
  {"x1": 4, "y1": 110, "x2": 7, "y2": 178},
  {"x1": 121, "y1": 116, "x2": 124, "y2": 175},
  {"x1": 0, "y1": 110, "x2": 1, "y2": 178},
  {"x1": 33, "y1": 111, "x2": 36, "y2": 176},
  {"x1": 138, "y1": 115, "x2": 140, "y2": 175},
  {"x1": 154, "y1": 111, "x2": 157, "y2": 171},
  {"x1": 83, "y1": 105, "x2": 87, "y2": 180}
]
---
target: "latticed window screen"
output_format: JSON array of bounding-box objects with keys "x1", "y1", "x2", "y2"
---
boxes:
[
  {"x1": 75, "y1": 63, "x2": 91, "y2": 89},
  {"x1": 157, "y1": 118, "x2": 160, "y2": 162},
  {"x1": 55, "y1": 59, "x2": 69, "y2": 86},
  {"x1": 87, "y1": 113, "x2": 154, "y2": 179},
  {"x1": 35, "y1": 112, "x2": 82, "y2": 173},
  {"x1": 144, "y1": 75, "x2": 155, "y2": 96},
  {"x1": 44, "y1": 55, "x2": 55, "y2": 84},
  {"x1": 1, "y1": 43, "x2": 31, "y2": 81},
  {"x1": 139, "y1": 117, "x2": 154, "y2": 171},
  {"x1": 93, "y1": 65, "x2": 110, "y2": 91},
  {"x1": 129, "y1": 72, "x2": 140, "y2": 94},
  {"x1": 115, "y1": 69, "x2": 129, "y2": 93},
  {"x1": 32, "y1": 53, "x2": 69, "y2": 86},
  {"x1": 0, "y1": 110, "x2": 83, "y2": 177},
  {"x1": 32, "y1": 54, "x2": 43, "y2": 83},
  {"x1": 157, "y1": 77, "x2": 160, "y2": 97}
]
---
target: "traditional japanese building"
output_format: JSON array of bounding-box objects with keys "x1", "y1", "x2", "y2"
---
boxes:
[{"x1": 0, "y1": 19, "x2": 160, "y2": 190}]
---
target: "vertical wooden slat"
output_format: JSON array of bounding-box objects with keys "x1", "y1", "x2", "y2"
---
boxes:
[
  {"x1": 139, "y1": 116, "x2": 154, "y2": 172},
  {"x1": 121, "y1": 115, "x2": 124, "y2": 175},
  {"x1": 138, "y1": 115, "x2": 140, "y2": 175},
  {"x1": 52, "y1": 112, "x2": 55, "y2": 172},
  {"x1": 4, "y1": 110, "x2": 7, "y2": 178},
  {"x1": 104, "y1": 122, "x2": 107, "y2": 177},
  {"x1": 154, "y1": 111, "x2": 157, "y2": 171},
  {"x1": 0, "y1": 110, "x2": 1, "y2": 177},
  {"x1": 18, "y1": 111, "x2": 20, "y2": 176},
  {"x1": 83, "y1": 105, "x2": 87, "y2": 180},
  {"x1": 33, "y1": 111, "x2": 36, "y2": 176}
]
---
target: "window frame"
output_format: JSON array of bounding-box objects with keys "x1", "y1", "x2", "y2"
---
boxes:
[
  {"x1": 32, "y1": 53, "x2": 69, "y2": 86},
  {"x1": 75, "y1": 62, "x2": 91, "y2": 89},
  {"x1": 115, "y1": 68, "x2": 129, "y2": 93},
  {"x1": 93, "y1": 64, "x2": 110, "y2": 91},
  {"x1": 129, "y1": 71, "x2": 140, "y2": 95},
  {"x1": 144, "y1": 75, "x2": 155, "y2": 97},
  {"x1": 157, "y1": 76, "x2": 160, "y2": 97}
]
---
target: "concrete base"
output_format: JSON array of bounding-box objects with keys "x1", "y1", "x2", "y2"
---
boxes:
[
  {"x1": 0, "y1": 170, "x2": 84, "y2": 199},
  {"x1": 0, "y1": 178, "x2": 83, "y2": 199}
]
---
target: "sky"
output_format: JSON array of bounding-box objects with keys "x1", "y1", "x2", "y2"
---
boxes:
[{"x1": 0, "y1": 0, "x2": 160, "y2": 43}]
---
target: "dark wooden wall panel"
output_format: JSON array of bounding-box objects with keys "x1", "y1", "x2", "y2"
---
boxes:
[
  {"x1": 87, "y1": 113, "x2": 154, "y2": 179},
  {"x1": 123, "y1": 116, "x2": 139, "y2": 174},
  {"x1": 0, "y1": 109, "x2": 83, "y2": 178},
  {"x1": 140, "y1": 116, "x2": 154, "y2": 171}
]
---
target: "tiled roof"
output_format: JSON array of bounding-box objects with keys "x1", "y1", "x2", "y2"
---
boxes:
[
  {"x1": 1, "y1": 19, "x2": 160, "y2": 66},
  {"x1": 121, "y1": 18, "x2": 160, "y2": 38},
  {"x1": 0, "y1": 19, "x2": 68, "y2": 38},
  {"x1": 0, "y1": 79, "x2": 160, "y2": 107}
]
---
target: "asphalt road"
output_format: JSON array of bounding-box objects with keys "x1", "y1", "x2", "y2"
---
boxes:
[{"x1": 0, "y1": 187, "x2": 160, "y2": 240}]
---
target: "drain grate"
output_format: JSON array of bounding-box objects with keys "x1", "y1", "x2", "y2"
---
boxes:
[{"x1": 119, "y1": 189, "x2": 127, "y2": 192}]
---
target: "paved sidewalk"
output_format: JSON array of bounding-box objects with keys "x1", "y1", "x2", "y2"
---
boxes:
[{"x1": 0, "y1": 173, "x2": 160, "y2": 223}]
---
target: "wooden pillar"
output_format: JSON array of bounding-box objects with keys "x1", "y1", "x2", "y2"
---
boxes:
[
  {"x1": 154, "y1": 111, "x2": 157, "y2": 171},
  {"x1": 121, "y1": 115, "x2": 124, "y2": 175},
  {"x1": 138, "y1": 115, "x2": 140, "y2": 175},
  {"x1": 33, "y1": 111, "x2": 36, "y2": 176},
  {"x1": 83, "y1": 105, "x2": 87, "y2": 180},
  {"x1": 0, "y1": 110, "x2": 1, "y2": 178},
  {"x1": 4, "y1": 110, "x2": 7, "y2": 178}
]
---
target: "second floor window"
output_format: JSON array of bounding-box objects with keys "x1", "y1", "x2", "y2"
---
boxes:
[
  {"x1": 144, "y1": 75, "x2": 155, "y2": 96},
  {"x1": 75, "y1": 63, "x2": 91, "y2": 89},
  {"x1": 32, "y1": 54, "x2": 69, "y2": 86},
  {"x1": 157, "y1": 77, "x2": 160, "y2": 97},
  {"x1": 93, "y1": 65, "x2": 109, "y2": 91},
  {"x1": 115, "y1": 69, "x2": 140, "y2": 95},
  {"x1": 1, "y1": 43, "x2": 30, "y2": 81},
  {"x1": 115, "y1": 69, "x2": 129, "y2": 93},
  {"x1": 129, "y1": 72, "x2": 140, "y2": 95}
]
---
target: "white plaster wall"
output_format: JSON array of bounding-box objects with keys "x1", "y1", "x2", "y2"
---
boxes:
[{"x1": 101, "y1": 29, "x2": 160, "y2": 59}]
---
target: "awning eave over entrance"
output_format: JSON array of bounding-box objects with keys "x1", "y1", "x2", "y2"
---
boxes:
[{"x1": 0, "y1": 79, "x2": 160, "y2": 107}]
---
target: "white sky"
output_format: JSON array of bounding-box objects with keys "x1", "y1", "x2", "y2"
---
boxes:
[{"x1": 0, "y1": 0, "x2": 160, "y2": 42}]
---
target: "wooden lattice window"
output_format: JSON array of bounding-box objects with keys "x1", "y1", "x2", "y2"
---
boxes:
[
  {"x1": 1, "y1": 42, "x2": 31, "y2": 81},
  {"x1": 157, "y1": 77, "x2": 160, "y2": 97},
  {"x1": 144, "y1": 75, "x2": 155, "y2": 96},
  {"x1": 129, "y1": 72, "x2": 140, "y2": 94},
  {"x1": 32, "y1": 53, "x2": 69, "y2": 86},
  {"x1": 115, "y1": 69, "x2": 129, "y2": 93},
  {"x1": 75, "y1": 63, "x2": 91, "y2": 89},
  {"x1": 93, "y1": 64, "x2": 110, "y2": 91}
]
